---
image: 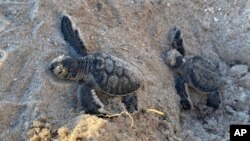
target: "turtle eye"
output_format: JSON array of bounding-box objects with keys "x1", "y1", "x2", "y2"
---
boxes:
[
  {"x1": 49, "y1": 62, "x2": 60, "y2": 72},
  {"x1": 57, "y1": 69, "x2": 63, "y2": 74},
  {"x1": 172, "y1": 26, "x2": 177, "y2": 31},
  {"x1": 52, "y1": 64, "x2": 65, "y2": 75}
]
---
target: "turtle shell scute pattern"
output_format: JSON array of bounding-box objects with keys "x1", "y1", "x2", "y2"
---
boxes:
[
  {"x1": 188, "y1": 56, "x2": 223, "y2": 92},
  {"x1": 91, "y1": 53, "x2": 142, "y2": 96}
]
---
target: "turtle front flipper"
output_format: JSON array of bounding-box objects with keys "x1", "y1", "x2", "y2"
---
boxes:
[
  {"x1": 122, "y1": 93, "x2": 138, "y2": 113},
  {"x1": 77, "y1": 81, "x2": 108, "y2": 115},
  {"x1": 61, "y1": 16, "x2": 87, "y2": 57},
  {"x1": 174, "y1": 75, "x2": 192, "y2": 110},
  {"x1": 168, "y1": 26, "x2": 185, "y2": 56},
  {"x1": 206, "y1": 92, "x2": 221, "y2": 109}
]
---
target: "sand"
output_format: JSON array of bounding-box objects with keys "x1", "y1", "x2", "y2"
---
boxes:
[{"x1": 0, "y1": 0, "x2": 250, "y2": 141}]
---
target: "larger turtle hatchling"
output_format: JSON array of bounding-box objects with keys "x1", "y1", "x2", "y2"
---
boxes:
[
  {"x1": 49, "y1": 15, "x2": 143, "y2": 114},
  {"x1": 162, "y1": 26, "x2": 224, "y2": 110}
]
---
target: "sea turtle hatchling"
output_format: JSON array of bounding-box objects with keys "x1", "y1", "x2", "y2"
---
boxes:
[
  {"x1": 49, "y1": 16, "x2": 143, "y2": 114},
  {"x1": 162, "y1": 26, "x2": 224, "y2": 110}
]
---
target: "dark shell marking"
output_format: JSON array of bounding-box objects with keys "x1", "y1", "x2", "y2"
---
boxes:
[
  {"x1": 184, "y1": 56, "x2": 223, "y2": 93},
  {"x1": 89, "y1": 53, "x2": 142, "y2": 96}
]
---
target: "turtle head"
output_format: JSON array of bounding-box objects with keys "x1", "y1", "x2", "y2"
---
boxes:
[
  {"x1": 49, "y1": 55, "x2": 79, "y2": 80},
  {"x1": 163, "y1": 49, "x2": 184, "y2": 69}
]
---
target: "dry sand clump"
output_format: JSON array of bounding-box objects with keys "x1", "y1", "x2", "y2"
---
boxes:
[{"x1": 27, "y1": 114, "x2": 107, "y2": 141}]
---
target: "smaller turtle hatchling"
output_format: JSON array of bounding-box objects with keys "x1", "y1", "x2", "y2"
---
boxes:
[
  {"x1": 49, "y1": 15, "x2": 143, "y2": 115},
  {"x1": 162, "y1": 26, "x2": 224, "y2": 110}
]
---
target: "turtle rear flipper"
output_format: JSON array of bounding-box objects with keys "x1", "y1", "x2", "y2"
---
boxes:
[
  {"x1": 61, "y1": 16, "x2": 87, "y2": 57},
  {"x1": 122, "y1": 93, "x2": 138, "y2": 113},
  {"x1": 77, "y1": 81, "x2": 107, "y2": 114},
  {"x1": 206, "y1": 92, "x2": 221, "y2": 109}
]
